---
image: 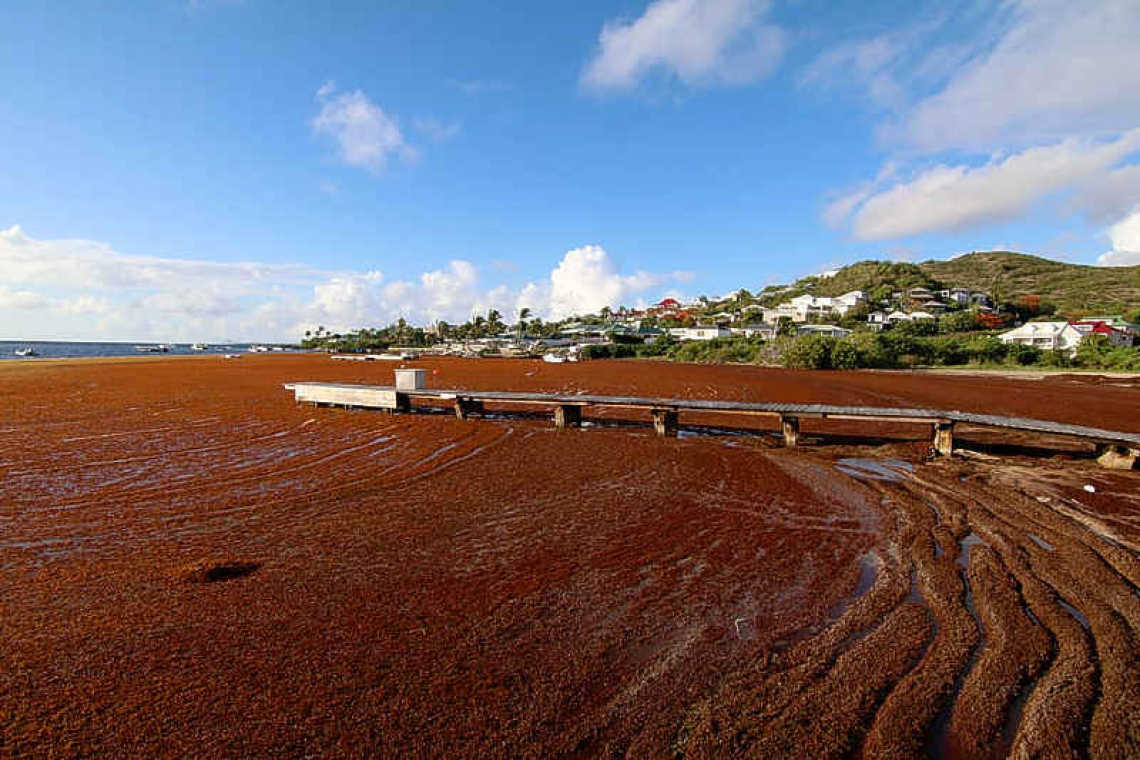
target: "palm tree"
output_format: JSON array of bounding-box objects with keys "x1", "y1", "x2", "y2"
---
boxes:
[
  {"x1": 487, "y1": 309, "x2": 504, "y2": 334},
  {"x1": 516, "y1": 307, "x2": 531, "y2": 340}
]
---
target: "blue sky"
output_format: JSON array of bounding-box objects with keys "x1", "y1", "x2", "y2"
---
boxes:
[{"x1": 2, "y1": 0, "x2": 1139, "y2": 341}]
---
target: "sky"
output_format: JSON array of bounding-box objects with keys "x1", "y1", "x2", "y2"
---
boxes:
[{"x1": 2, "y1": 0, "x2": 1139, "y2": 342}]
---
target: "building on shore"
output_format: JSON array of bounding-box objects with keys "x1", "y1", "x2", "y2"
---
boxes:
[{"x1": 998, "y1": 321, "x2": 1084, "y2": 353}]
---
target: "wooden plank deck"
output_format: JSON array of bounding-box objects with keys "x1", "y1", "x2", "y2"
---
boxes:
[{"x1": 283, "y1": 381, "x2": 1140, "y2": 463}]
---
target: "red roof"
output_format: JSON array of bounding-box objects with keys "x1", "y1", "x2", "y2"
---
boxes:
[
  {"x1": 656, "y1": 298, "x2": 680, "y2": 308},
  {"x1": 1072, "y1": 320, "x2": 1127, "y2": 337}
]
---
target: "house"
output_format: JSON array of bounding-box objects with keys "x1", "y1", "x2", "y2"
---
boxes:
[
  {"x1": 796, "y1": 324, "x2": 852, "y2": 339},
  {"x1": 867, "y1": 311, "x2": 889, "y2": 331},
  {"x1": 909, "y1": 311, "x2": 936, "y2": 321},
  {"x1": 940, "y1": 288, "x2": 972, "y2": 304},
  {"x1": 886, "y1": 310, "x2": 912, "y2": 323},
  {"x1": 969, "y1": 292, "x2": 991, "y2": 307},
  {"x1": 1078, "y1": 315, "x2": 1140, "y2": 337},
  {"x1": 669, "y1": 324, "x2": 731, "y2": 341},
  {"x1": 1070, "y1": 321, "x2": 1133, "y2": 347},
  {"x1": 733, "y1": 322, "x2": 778, "y2": 340},
  {"x1": 906, "y1": 287, "x2": 935, "y2": 303},
  {"x1": 999, "y1": 321, "x2": 1084, "y2": 353},
  {"x1": 766, "y1": 290, "x2": 866, "y2": 323}
]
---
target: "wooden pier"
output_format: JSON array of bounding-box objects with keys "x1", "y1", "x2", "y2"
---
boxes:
[{"x1": 284, "y1": 381, "x2": 1140, "y2": 467}]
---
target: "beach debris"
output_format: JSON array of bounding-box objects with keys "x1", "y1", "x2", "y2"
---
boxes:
[
  {"x1": 1083, "y1": 484, "x2": 1096, "y2": 493},
  {"x1": 177, "y1": 560, "x2": 260, "y2": 584}
]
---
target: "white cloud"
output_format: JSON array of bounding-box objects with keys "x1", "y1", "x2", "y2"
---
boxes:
[
  {"x1": 1097, "y1": 206, "x2": 1140, "y2": 267},
  {"x1": 546, "y1": 244, "x2": 689, "y2": 318},
  {"x1": 893, "y1": 0, "x2": 1140, "y2": 152},
  {"x1": 311, "y1": 83, "x2": 416, "y2": 174},
  {"x1": 827, "y1": 131, "x2": 1140, "y2": 241},
  {"x1": 580, "y1": 0, "x2": 785, "y2": 92},
  {"x1": 0, "y1": 226, "x2": 691, "y2": 341},
  {"x1": 0, "y1": 285, "x2": 49, "y2": 310}
]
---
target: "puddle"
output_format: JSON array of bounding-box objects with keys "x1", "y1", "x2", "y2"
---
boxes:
[
  {"x1": 1056, "y1": 597, "x2": 1091, "y2": 630},
  {"x1": 835, "y1": 458, "x2": 914, "y2": 483},
  {"x1": 825, "y1": 552, "x2": 879, "y2": 621},
  {"x1": 956, "y1": 532, "x2": 987, "y2": 569}
]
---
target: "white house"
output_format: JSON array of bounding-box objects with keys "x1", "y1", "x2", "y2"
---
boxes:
[
  {"x1": 669, "y1": 325, "x2": 731, "y2": 341},
  {"x1": 733, "y1": 322, "x2": 778, "y2": 340},
  {"x1": 766, "y1": 290, "x2": 866, "y2": 323},
  {"x1": 999, "y1": 322, "x2": 1084, "y2": 353},
  {"x1": 797, "y1": 324, "x2": 852, "y2": 339},
  {"x1": 886, "y1": 310, "x2": 912, "y2": 323}
]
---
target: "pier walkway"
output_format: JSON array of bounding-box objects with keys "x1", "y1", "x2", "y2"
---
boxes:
[{"x1": 284, "y1": 381, "x2": 1140, "y2": 466}]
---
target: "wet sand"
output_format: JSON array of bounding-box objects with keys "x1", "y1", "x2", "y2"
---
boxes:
[{"x1": 2, "y1": 355, "x2": 1138, "y2": 757}]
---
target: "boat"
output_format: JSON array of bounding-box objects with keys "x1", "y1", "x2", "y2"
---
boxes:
[
  {"x1": 14, "y1": 347, "x2": 37, "y2": 357},
  {"x1": 248, "y1": 345, "x2": 270, "y2": 353},
  {"x1": 191, "y1": 343, "x2": 209, "y2": 351},
  {"x1": 542, "y1": 353, "x2": 565, "y2": 364},
  {"x1": 135, "y1": 344, "x2": 169, "y2": 353}
]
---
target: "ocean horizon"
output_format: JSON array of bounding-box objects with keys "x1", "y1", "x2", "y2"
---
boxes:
[{"x1": 0, "y1": 340, "x2": 298, "y2": 360}]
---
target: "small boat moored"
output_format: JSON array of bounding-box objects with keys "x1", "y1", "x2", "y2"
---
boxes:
[{"x1": 14, "y1": 347, "x2": 38, "y2": 357}]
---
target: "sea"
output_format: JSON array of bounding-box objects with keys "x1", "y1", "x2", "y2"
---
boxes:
[{"x1": 0, "y1": 341, "x2": 298, "y2": 360}]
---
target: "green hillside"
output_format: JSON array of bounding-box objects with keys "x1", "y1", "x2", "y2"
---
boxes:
[
  {"x1": 918, "y1": 252, "x2": 1140, "y2": 316},
  {"x1": 760, "y1": 251, "x2": 1140, "y2": 317}
]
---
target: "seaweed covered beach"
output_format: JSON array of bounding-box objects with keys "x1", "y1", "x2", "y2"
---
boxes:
[{"x1": 2, "y1": 355, "x2": 1138, "y2": 757}]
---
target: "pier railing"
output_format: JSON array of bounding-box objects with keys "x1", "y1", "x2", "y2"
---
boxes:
[{"x1": 284, "y1": 381, "x2": 1140, "y2": 467}]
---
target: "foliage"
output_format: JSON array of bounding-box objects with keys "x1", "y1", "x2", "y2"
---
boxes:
[
  {"x1": 782, "y1": 335, "x2": 837, "y2": 369},
  {"x1": 920, "y1": 251, "x2": 1140, "y2": 316}
]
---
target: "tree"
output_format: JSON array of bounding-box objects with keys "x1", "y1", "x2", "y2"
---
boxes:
[
  {"x1": 487, "y1": 309, "x2": 503, "y2": 334},
  {"x1": 516, "y1": 307, "x2": 531, "y2": 340},
  {"x1": 782, "y1": 335, "x2": 836, "y2": 369}
]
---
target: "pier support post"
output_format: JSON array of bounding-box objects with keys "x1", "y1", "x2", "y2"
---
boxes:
[
  {"x1": 780, "y1": 416, "x2": 799, "y2": 447},
  {"x1": 554, "y1": 405, "x2": 581, "y2": 429},
  {"x1": 652, "y1": 409, "x2": 678, "y2": 438},
  {"x1": 932, "y1": 420, "x2": 955, "y2": 456},
  {"x1": 454, "y1": 398, "x2": 484, "y2": 420},
  {"x1": 394, "y1": 393, "x2": 411, "y2": 414},
  {"x1": 1096, "y1": 444, "x2": 1139, "y2": 470}
]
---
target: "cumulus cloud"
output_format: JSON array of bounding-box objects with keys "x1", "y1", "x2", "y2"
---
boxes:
[
  {"x1": 827, "y1": 131, "x2": 1140, "y2": 240},
  {"x1": 580, "y1": 0, "x2": 785, "y2": 92},
  {"x1": 311, "y1": 82, "x2": 416, "y2": 174},
  {"x1": 1097, "y1": 206, "x2": 1140, "y2": 267},
  {"x1": 0, "y1": 226, "x2": 691, "y2": 341},
  {"x1": 541, "y1": 245, "x2": 687, "y2": 318}
]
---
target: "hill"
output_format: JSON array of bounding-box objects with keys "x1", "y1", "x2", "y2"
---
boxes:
[
  {"x1": 758, "y1": 252, "x2": 1140, "y2": 317},
  {"x1": 918, "y1": 251, "x2": 1140, "y2": 316}
]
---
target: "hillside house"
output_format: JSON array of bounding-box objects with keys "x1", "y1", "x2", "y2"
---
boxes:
[
  {"x1": 797, "y1": 324, "x2": 852, "y2": 339},
  {"x1": 1070, "y1": 321, "x2": 1134, "y2": 347},
  {"x1": 669, "y1": 325, "x2": 731, "y2": 341},
  {"x1": 765, "y1": 290, "x2": 866, "y2": 323},
  {"x1": 999, "y1": 322, "x2": 1083, "y2": 354},
  {"x1": 1079, "y1": 316, "x2": 1140, "y2": 337},
  {"x1": 733, "y1": 322, "x2": 778, "y2": 340}
]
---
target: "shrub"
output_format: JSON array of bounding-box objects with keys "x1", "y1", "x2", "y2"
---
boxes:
[
  {"x1": 830, "y1": 340, "x2": 862, "y2": 369},
  {"x1": 782, "y1": 335, "x2": 836, "y2": 369}
]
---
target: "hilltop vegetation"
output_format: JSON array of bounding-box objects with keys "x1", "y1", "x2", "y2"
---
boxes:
[
  {"x1": 919, "y1": 251, "x2": 1140, "y2": 316},
  {"x1": 759, "y1": 251, "x2": 1140, "y2": 318}
]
